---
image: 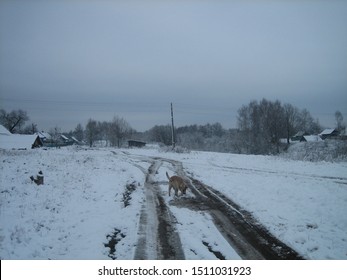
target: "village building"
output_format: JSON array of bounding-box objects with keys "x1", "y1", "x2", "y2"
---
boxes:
[
  {"x1": 128, "y1": 140, "x2": 146, "y2": 148},
  {"x1": 319, "y1": 128, "x2": 340, "y2": 140},
  {"x1": 35, "y1": 131, "x2": 52, "y2": 143},
  {"x1": 60, "y1": 134, "x2": 74, "y2": 145},
  {"x1": 0, "y1": 125, "x2": 43, "y2": 150},
  {"x1": 300, "y1": 135, "x2": 323, "y2": 142},
  {"x1": 71, "y1": 136, "x2": 84, "y2": 145},
  {"x1": 291, "y1": 131, "x2": 309, "y2": 142}
]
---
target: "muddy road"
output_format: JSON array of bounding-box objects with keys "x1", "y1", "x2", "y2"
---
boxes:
[
  {"x1": 114, "y1": 152, "x2": 303, "y2": 260},
  {"x1": 134, "y1": 159, "x2": 185, "y2": 260}
]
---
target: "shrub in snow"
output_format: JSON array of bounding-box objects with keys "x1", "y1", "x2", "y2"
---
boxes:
[{"x1": 283, "y1": 140, "x2": 347, "y2": 162}]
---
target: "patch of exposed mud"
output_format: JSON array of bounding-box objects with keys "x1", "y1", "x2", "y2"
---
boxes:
[
  {"x1": 115, "y1": 152, "x2": 303, "y2": 260},
  {"x1": 134, "y1": 159, "x2": 185, "y2": 260},
  {"x1": 156, "y1": 195, "x2": 185, "y2": 259},
  {"x1": 104, "y1": 228, "x2": 126, "y2": 260},
  {"x1": 187, "y1": 178, "x2": 304, "y2": 260},
  {"x1": 202, "y1": 241, "x2": 226, "y2": 260},
  {"x1": 122, "y1": 181, "x2": 138, "y2": 208}
]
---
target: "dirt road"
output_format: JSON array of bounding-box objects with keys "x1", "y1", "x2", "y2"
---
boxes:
[
  {"x1": 134, "y1": 159, "x2": 185, "y2": 259},
  {"x1": 114, "y1": 152, "x2": 303, "y2": 260}
]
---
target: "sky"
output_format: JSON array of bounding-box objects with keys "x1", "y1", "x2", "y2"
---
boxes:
[{"x1": 0, "y1": 0, "x2": 347, "y2": 132}]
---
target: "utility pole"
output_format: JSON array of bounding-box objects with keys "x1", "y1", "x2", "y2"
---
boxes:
[{"x1": 171, "y1": 102, "x2": 175, "y2": 149}]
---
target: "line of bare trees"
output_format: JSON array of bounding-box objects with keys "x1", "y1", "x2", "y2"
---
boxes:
[
  {"x1": 143, "y1": 100, "x2": 328, "y2": 154},
  {"x1": 2, "y1": 101, "x2": 345, "y2": 154},
  {"x1": 82, "y1": 116, "x2": 134, "y2": 147},
  {"x1": 236, "y1": 99, "x2": 322, "y2": 154},
  {"x1": 42, "y1": 117, "x2": 135, "y2": 148},
  {"x1": 0, "y1": 109, "x2": 134, "y2": 148}
]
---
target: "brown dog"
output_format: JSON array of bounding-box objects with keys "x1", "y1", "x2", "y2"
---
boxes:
[{"x1": 166, "y1": 172, "x2": 187, "y2": 197}]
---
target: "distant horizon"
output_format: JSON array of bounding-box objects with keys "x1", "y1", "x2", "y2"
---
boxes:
[{"x1": 0, "y1": 98, "x2": 342, "y2": 134}]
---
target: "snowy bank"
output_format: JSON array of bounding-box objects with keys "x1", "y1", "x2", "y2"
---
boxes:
[{"x1": 1, "y1": 146, "x2": 346, "y2": 259}]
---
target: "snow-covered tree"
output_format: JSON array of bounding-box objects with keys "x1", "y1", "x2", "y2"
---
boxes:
[{"x1": 0, "y1": 109, "x2": 29, "y2": 133}]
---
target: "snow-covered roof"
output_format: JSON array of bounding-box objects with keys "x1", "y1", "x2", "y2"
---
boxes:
[
  {"x1": 61, "y1": 134, "x2": 69, "y2": 140},
  {"x1": 0, "y1": 133, "x2": 41, "y2": 150},
  {"x1": 0, "y1": 125, "x2": 11, "y2": 136},
  {"x1": 0, "y1": 124, "x2": 44, "y2": 149},
  {"x1": 35, "y1": 131, "x2": 51, "y2": 139},
  {"x1": 71, "y1": 136, "x2": 80, "y2": 142},
  {"x1": 319, "y1": 128, "x2": 336, "y2": 135}
]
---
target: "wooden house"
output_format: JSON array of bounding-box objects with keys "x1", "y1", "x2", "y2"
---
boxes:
[
  {"x1": 300, "y1": 135, "x2": 322, "y2": 142},
  {"x1": 319, "y1": 128, "x2": 340, "y2": 140},
  {"x1": 128, "y1": 140, "x2": 146, "y2": 148},
  {"x1": 291, "y1": 131, "x2": 309, "y2": 142},
  {"x1": 0, "y1": 125, "x2": 43, "y2": 149}
]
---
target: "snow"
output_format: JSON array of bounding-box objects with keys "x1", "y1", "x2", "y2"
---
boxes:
[
  {"x1": 0, "y1": 125, "x2": 41, "y2": 150},
  {"x1": 1, "y1": 146, "x2": 346, "y2": 260},
  {"x1": 0, "y1": 125, "x2": 11, "y2": 136},
  {"x1": 0, "y1": 147, "x2": 144, "y2": 259},
  {"x1": 179, "y1": 153, "x2": 347, "y2": 260},
  {"x1": 0, "y1": 134, "x2": 40, "y2": 150},
  {"x1": 169, "y1": 207, "x2": 241, "y2": 260}
]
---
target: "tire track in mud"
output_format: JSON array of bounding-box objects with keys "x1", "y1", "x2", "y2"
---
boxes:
[
  {"x1": 110, "y1": 151, "x2": 184, "y2": 259},
  {"x1": 158, "y1": 157, "x2": 303, "y2": 259},
  {"x1": 209, "y1": 162, "x2": 347, "y2": 184},
  {"x1": 134, "y1": 159, "x2": 185, "y2": 260},
  {"x1": 113, "y1": 151, "x2": 303, "y2": 260},
  {"x1": 172, "y1": 176, "x2": 304, "y2": 259}
]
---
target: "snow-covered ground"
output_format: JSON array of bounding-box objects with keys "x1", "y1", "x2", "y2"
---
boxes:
[{"x1": 0, "y1": 146, "x2": 346, "y2": 259}]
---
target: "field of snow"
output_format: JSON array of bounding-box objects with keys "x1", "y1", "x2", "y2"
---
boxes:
[{"x1": 0, "y1": 146, "x2": 346, "y2": 260}]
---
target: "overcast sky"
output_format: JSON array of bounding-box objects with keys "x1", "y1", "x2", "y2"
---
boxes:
[{"x1": 1, "y1": 0, "x2": 347, "y2": 132}]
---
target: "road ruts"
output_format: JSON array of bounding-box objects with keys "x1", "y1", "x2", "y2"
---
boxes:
[
  {"x1": 186, "y1": 178, "x2": 304, "y2": 260},
  {"x1": 134, "y1": 159, "x2": 185, "y2": 260},
  {"x1": 114, "y1": 151, "x2": 303, "y2": 260}
]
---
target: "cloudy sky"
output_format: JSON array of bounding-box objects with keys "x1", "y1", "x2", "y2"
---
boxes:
[{"x1": 1, "y1": 0, "x2": 347, "y2": 132}]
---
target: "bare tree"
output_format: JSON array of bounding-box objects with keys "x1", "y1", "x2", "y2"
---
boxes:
[
  {"x1": 108, "y1": 118, "x2": 118, "y2": 147},
  {"x1": 335, "y1": 111, "x2": 346, "y2": 134},
  {"x1": 85, "y1": 119, "x2": 98, "y2": 147},
  {"x1": 283, "y1": 103, "x2": 299, "y2": 144},
  {"x1": 49, "y1": 126, "x2": 62, "y2": 147},
  {"x1": 237, "y1": 100, "x2": 264, "y2": 154},
  {"x1": 257, "y1": 99, "x2": 283, "y2": 145},
  {"x1": 73, "y1": 123, "x2": 84, "y2": 141},
  {"x1": 108, "y1": 116, "x2": 131, "y2": 147},
  {"x1": 23, "y1": 123, "x2": 38, "y2": 134},
  {"x1": 237, "y1": 99, "x2": 322, "y2": 154},
  {"x1": 0, "y1": 109, "x2": 29, "y2": 133},
  {"x1": 98, "y1": 121, "x2": 110, "y2": 146},
  {"x1": 149, "y1": 125, "x2": 172, "y2": 146},
  {"x1": 297, "y1": 109, "x2": 321, "y2": 134}
]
